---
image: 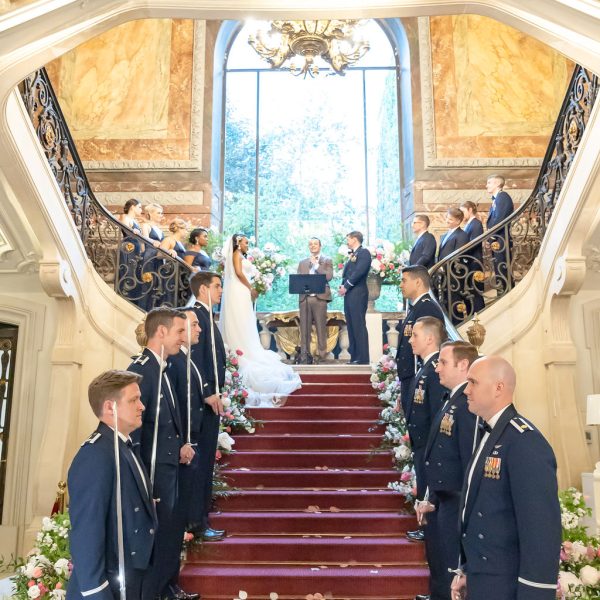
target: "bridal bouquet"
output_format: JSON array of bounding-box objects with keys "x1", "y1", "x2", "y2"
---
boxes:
[
  {"x1": 246, "y1": 243, "x2": 290, "y2": 295},
  {"x1": 371, "y1": 345, "x2": 417, "y2": 502}
]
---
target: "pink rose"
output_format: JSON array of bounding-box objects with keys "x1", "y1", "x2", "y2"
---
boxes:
[
  {"x1": 231, "y1": 357, "x2": 238, "y2": 366},
  {"x1": 38, "y1": 584, "x2": 48, "y2": 594},
  {"x1": 215, "y1": 450, "x2": 222, "y2": 460},
  {"x1": 233, "y1": 371, "x2": 240, "y2": 378},
  {"x1": 338, "y1": 263, "x2": 344, "y2": 269},
  {"x1": 400, "y1": 472, "x2": 412, "y2": 482},
  {"x1": 242, "y1": 390, "x2": 249, "y2": 398},
  {"x1": 382, "y1": 366, "x2": 389, "y2": 373},
  {"x1": 383, "y1": 343, "x2": 389, "y2": 351},
  {"x1": 55, "y1": 583, "x2": 63, "y2": 590},
  {"x1": 32, "y1": 567, "x2": 42, "y2": 578},
  {"x1": 402, "y1": 433, "x2": 410, "y2": 442},
  {"x1": 225, "y1": 411, "x2": 233, "y2": 418},
  {"x1": 236, "y1": 349, "x2": 243, "y2": 356},
  {"x1": 184, "y1": 532, "x2": 194, "y2": 542},
  {"x1": 28, "y1": 581, "x2": 35, "y2": 588}
]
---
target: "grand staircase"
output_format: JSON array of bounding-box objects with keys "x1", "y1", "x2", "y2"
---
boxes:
[{"x1": 180, "y1": 371, "x2": 428, "y2": 599}]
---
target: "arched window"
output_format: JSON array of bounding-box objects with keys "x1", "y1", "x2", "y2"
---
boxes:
[{"x1": 213, "y1": 19, "x2": 413, "y2": 310}]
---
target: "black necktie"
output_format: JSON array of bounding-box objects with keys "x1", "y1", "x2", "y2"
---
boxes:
[{"x1": 478, "y1": 420, "x2": 492, "y2": 434}]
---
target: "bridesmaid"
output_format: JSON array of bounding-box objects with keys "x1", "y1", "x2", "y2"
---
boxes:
[
  {"x1": 160, "y1": 218, "x2": 189, "y2": 260},
  {"x1": 140, "y1": 203, "x2": 165, "y2": 310},
  {"x1": 117, "y1": 198, "x2": 145, "y2": 305},
  {"x1": 184, "y1": 227, "x2": 212, "y2": 271},
  {"x1": 460, "y1": 200, "x2": 485, "y2": 314}
]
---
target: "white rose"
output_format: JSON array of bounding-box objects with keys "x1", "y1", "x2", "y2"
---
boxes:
[
  {"x1": 221, "y1": 397, "x2": 231, "y2": 409},
  {"x1": 50, "y1": 590, "x2": 66, "y2": 599},
  {"x1": 217, "y1": 431, "x2": 235, "y2": 452},
  {"x1": 54, "y1": 557, "x2": 70, "y2": 577},
  {"x1": 579, "y1": 565, "x2": 600, "y2": 586},
  {"x1": 571, "y1": 541, "x2": 588, "y2": 561},
  {"x1": 42, "y1": 517, "x2": 53, "y2": 532},
  {"x1": 559, "y1": 571, "x2": 583, "y2": 596},
  {"x1": 394, "y1": 445, "x2": 411, "y2": 461},
  {"x1": 28, "y1": 586, "x2": 41, "y2": 599}
]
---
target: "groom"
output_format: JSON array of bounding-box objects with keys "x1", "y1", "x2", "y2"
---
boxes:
[{"x1": 338, "y1": 230, "x2": 372, "y2": 364}]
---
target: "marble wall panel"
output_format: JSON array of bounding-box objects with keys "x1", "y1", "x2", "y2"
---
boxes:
[
  {"x1": 422, "y1": 15, "x2": 572, "y2": 165},
  {"x1": 47, "y1": 19, "x2": 203, "y2": 168}
]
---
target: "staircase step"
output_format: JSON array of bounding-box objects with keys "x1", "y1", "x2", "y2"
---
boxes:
[
  {"x1": 217, "y1": 489, "x2": 406, "y2": 512},
  {"x1": 180, "y1": 565, "x2": 429, "y2": 598},
  {"x1": 293, "y1": 383, "x2": 375, "y2": 395},
  {"x1": 257, "y1": 420, "x2": 384, "y2": 435},
  {"x1": 227, "y1": 450, "x2": 391, "y2": 469},
  {"x1": 248, "y1": 406, "x2": 382, "y2": 421},
  {"x1": 284, "y1": 394, "x2": 380, "y2": 407},
  {"x1": 187, "y1": 535, "x2": 425, "y2": 564},
  {"x1": 232, "y1": 434, "x2": 383, "y2": 452},
  {"x1": 299, "y1": 373, "x2": 372, "y2": 384},
  {"x1": 210, "y1": 511, "x2": 414, "y2": 535},
  {"x1": 224, "y1": 468, "x2": 399, "y2": 489}
]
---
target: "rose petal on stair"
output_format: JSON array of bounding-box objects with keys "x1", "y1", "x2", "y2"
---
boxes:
[
  {"x1": 340, "y1": 564, "x2": 349, "y2": 568},
  {"x1": 269, "y1": 594, "x2": 278, "y2": 600},
  {"x1": 238, "y1": 591, "x2": 248, "y2": 600},
  {"x1": 329, "y1": 506, "x2": 341, "y2": 512},
  {"x1": 305, "y1": 595, "x2": 314, "y2": 600},
  {"x1": 314, "y1": 594, "x2": 324, "y2": 600},
  {"x1": 315, "y1": 466, "x2": 322, "y2": 470}
]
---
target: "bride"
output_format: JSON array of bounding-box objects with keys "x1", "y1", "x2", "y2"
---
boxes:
[{"x1": 219, "y1": 233, "x2": 302, "y2": 406}]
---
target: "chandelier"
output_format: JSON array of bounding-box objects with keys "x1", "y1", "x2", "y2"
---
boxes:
[{"x1": 248, "y1": 20, "x2": 370, "y2": 78}]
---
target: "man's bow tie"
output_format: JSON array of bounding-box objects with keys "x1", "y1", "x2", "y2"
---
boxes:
[{"x1": 478, "y1": 420, "x2": 492, "y2": 434}]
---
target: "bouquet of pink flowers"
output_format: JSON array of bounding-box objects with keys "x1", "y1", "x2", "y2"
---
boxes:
[{"x1": 246, "y1": 243, "x2": 289, "y2": 295}]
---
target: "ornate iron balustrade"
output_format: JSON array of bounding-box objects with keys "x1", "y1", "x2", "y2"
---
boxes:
[
  {"x1": 19, "y1": 68, "x2": 193, "y2": 311},
  {"x1": 429, "y1": 65, "x2": 599, "y2": 326}
]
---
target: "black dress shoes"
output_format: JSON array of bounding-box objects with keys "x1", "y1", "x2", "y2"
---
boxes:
[
  {"x1": 165, "y1": 584, "x2": 200, "y2": 600},
  {"x1": 406, "y1": 529, "x2": 425, "y2": 542},
  {"x1": 202, "y1": 527, "x2": 226, "y2": 541}
]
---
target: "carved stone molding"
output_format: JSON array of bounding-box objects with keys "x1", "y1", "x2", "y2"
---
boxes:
[
  {"x1": 82, "y1": 21, "x2": 206, "y2": 172},
  {"x1": 549, "y1": 255, "x2": 587, "y2": 297},
  {"x1": 418, "y1": 17, "x2": 543, "y2": 170},
  {"x1": 586, "y1": 246, "x2": 600, "y2": 272},
  {"x1": 94, "y1": 190, "x2": 205, "y2": 207},
  {"x1": 38, "y1": 260, "x2": 75, "y2": 299}
]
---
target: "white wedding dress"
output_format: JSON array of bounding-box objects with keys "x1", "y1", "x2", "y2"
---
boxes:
[{"x1": 219, "y1": 237, "x2": 302, "y2": 407}]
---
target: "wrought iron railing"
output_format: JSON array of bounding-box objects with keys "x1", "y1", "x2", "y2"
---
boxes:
[
  {"x1": 429, "y1": 65, "x2": 599, "y2": 326},
  {"x1": 19, "y1": 68, "x2": 193, "y2": 311}
]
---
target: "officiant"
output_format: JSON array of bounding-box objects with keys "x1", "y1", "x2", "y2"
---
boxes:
[{"x1": 297, "y1": 237, "x2": 333, "y2": 364}]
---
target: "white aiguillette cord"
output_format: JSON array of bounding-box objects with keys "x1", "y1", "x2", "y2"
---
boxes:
[
  {"x1": 186, "y1": 319, "x2": 192, "y2": 446},
  {"x1": 112, "y1": 401, "x2": 126, "y2": 600},
  {"x1": 208, "y1": 294, "x2": 221, "y2": 399},
  {"x1": 150, "y1": 344, "x2": 164, "y2": 493}
]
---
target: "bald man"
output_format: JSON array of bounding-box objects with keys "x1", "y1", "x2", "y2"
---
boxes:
[{"x1": 451, "y1": 356, "x2": 561, "y2": 600}]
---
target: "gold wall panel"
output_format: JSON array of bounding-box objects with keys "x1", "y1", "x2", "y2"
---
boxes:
[
  {"x1": 48, "y1": 19, "x2": 194, "y2": 162},
  {"x1": 430, "y1": 15, "x2": 571, "y2": 159}
]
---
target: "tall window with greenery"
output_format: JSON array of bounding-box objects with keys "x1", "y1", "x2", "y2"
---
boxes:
[{"x1": 222, "y1": 20, "x2": 404, "y2": 311}]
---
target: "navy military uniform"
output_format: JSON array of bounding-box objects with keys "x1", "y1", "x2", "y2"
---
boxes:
[
  {"x1": 342, "y1": 246, "x2": 372, "y2": 364},
  {"x1": 464, "y1": 218, "x2": 485, "y2": 314},
  {"x1": 395, "y1": 295, "x2": 444, "y2": 414},
  {"x1": 192, "y1": 302, "x2": 226, "y2": 530},
  {"x1": 437, "y1": 228, "x2": 470, "y2": 325},
  {"x1": 168, "y1": 347, "x2": 205, "y2": 528},
  {"x1": 67, "y1": 422, "x2": 157, "y2": 600},
  {"x1": 409, "y1": 231, "x2": 437, "y2": 269},
  {"x1": 486, "y1": 190, "x2": 514, "y2": 294},
  {"x1": 127, "y1": 349, "x2": 185, "y2": 598},
  {"x1": 422, "y1": 384, "x2": 477, "y2": 600},
  {"x1": 405, "y1": 352, "x2": 448, "y2": 500},
  {"x1": 459, "y1": 404, "x2": 561, "y2": 600}
]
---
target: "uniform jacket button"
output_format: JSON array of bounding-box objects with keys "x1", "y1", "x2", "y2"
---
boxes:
[
  {"x1": 134, "y1": 507, "x2": 140, "y2": 512},
  {"x1": 482, "y1": 556, "x2": 487, "y2": 561},
  {"x1": 176, "y1": 434, "x2": 180, "y2": 439},
  {"x1": 478, "y1": 533, "x2": 484, "y2": 539},
  {"x1": 477, "y1": 512, "x2": 483, "y2": 517},
  {"x1": 425, "y1": 461, "x2": 430, "y2": 466},
  {"x1": 168, "y1": 436, "x2": 172, "y2": 440},
  {"x1": 168, "y1": 452, "x2": 172, "y2": 456},
  {"x1": 134, "y1": 529, "x2": 138, "y2": 534},
  {"x1": 437, "y1": 480, "x2": 442, "y2": 484},
  {"x1": 131, "y1": 551, "x2": 136, "y2": 556},
  {"x1": 150, "y1": 528, "x2": 155, "y2": 534},
  {"x1": 437, "y1": 462, "x2": 442, "y2": 466},
  {"x1": 462, "y1": 533, "x2": 466, "y2": 538}
]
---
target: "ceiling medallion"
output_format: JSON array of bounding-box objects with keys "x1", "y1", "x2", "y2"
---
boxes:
[{"x1": 248, "y1": 20, "x2": 370, "y2": 78}]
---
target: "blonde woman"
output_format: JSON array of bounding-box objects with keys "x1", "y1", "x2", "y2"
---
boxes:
[{"x1": 159, "y1": 218, "x2": 189, "y2": 260}]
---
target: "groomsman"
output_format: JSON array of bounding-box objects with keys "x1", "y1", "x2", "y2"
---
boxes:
[
  {"x1": 460, "y1": 201, "x2": 485, "y2": 314},
  {"x1": 485, "y1": 174, "x2": 514, "y2": 294},
  {"x1": 404, "y1": 317, "x2": 448, "y2": 520},
  {"x1": 190, "y1": 271, "x2": 227, "y2": 542},
  {"x1": 451, "y1": 356, "x2": 561, "y2": 600},
  {"x1": 67, "y1": 370, "x2": 157, "y2": 600},
  {"x1": 297, "y1": 237, "x2": 333, "y2": 364},
  {"x1": 395, "y1": 266, "x2": 444, "y2": 415},
  {"x1": 127, "y1": 308, "x2": 197, "y2": 600},
  {"x1": 338, "y1": 230, "x2": 372, "y2": 364},
  {"x1": 437, "y1": 208, "x2": 469, "y2": 325},
  {"x1": 168, "y1": 308, "x2": 206, "y2": 541},
  {"x1": 415, "y1": 341, "x2": 478, "y2": 600},
  {"x1": 409, "y1": 214, "x2": 437, "y2": 268}
]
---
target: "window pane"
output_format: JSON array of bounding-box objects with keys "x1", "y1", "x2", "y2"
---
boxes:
[
  {"x1": 223, "y1": 71, "x2": 257, "y2": 238},
  {"x1": 227, "y1": 22, "x2": 270, "y2": 70},
  {"x1": 352, "y1": 20, "x2": 396, "y2": 68}
]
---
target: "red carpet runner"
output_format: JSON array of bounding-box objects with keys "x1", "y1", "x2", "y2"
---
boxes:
[{"x1": 181, "y1": 371, "x2": 428, "y2": 599}]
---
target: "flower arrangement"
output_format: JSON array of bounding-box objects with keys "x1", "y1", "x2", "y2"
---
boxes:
[
  {"x1": 333, "y1": 233, "x2": 409, "y2": 285},
  {"x1": 246, "y1": 243, "x2": 289, "y2": 295},
  {"x1": 0, "y1": 512, "x2": 71, "y2": 599},
  {"x1": 221, "y1": 348, "x2": 256, "y2": 436},
  {"x1": 558, "y1": 487, "x2": 600, "y2": 598},
  {"x1": 371, "y1": 345, "x2": 417, "y2": 503}
]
